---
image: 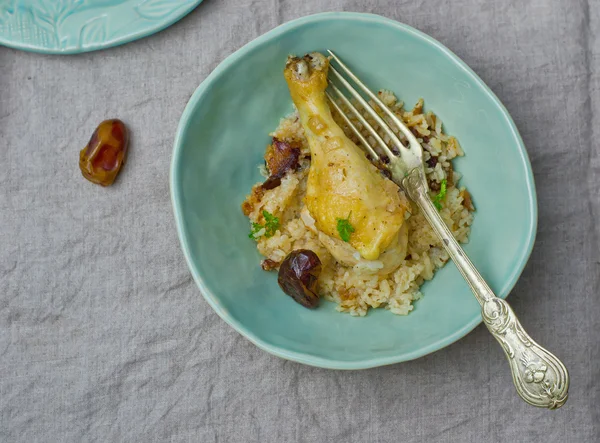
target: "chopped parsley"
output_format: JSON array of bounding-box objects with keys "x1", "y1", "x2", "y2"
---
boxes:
[
  {"x1": 336, "y1": 212, "x2": 355, "y2": 242},
  {"x1": 432, "y1": 179, "x2": 447, "y2": 210},
  {"x1": 248, "y1": 210, "x2": 280, "y2": 240},
  {"x1": 262, "y1": 210, "x2": 280, "y2": 237},
  {"x1": 248, "y1": 222, "x2": 263, "y2": 239}
]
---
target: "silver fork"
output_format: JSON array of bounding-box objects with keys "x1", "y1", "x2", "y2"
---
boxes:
[{"x1": 326, "y1": 50, "x2": 569, "y2": 409}]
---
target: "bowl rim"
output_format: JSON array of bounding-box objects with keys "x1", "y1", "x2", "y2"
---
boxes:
[
  {"x1": 170, "y1": 11, "x2": 538, "y2": 370},
  {"x1": 0, "y1": 0, "x2": 204, "y2": 55}
]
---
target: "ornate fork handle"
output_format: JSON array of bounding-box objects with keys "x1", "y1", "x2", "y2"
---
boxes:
[{"x1": 402, "y1": 167, "x2": 569, "y2": 409}]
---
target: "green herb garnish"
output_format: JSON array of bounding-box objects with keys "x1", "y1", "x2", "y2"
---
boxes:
[
  {"x1": 432, "y1": 179, "x2": 447, "y2": 210},
  {"x1": 262, "y1": 210, "x2": 280, "y2": 237},
  {"x1": 248, "y1": 222, "x2": 263, "y2": 239},
  {"x1": 336, "y1": 212, "x2": 355, "y2": 242},
  {"x1": 248, "y1": 210, "x2": 280, "y2": 240}
]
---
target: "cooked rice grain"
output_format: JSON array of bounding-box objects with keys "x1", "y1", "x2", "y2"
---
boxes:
[{"x1": 244, "y1": 93, "x2": 474, "y2": 316}]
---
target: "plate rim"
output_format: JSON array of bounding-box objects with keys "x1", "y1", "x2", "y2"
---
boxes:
[
  {"x1": 0, "y1": 0, "x2": 203, "y2": 54},
  {"x1": 170, "y1": 11, "x2": 538, "y2": 370}
]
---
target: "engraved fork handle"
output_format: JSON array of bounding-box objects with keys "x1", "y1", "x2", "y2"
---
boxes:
[{"x1": 402, "y1": 168, "x2": 569, "y2": 409}]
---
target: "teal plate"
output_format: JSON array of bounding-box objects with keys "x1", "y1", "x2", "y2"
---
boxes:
[
  {"x1": 171, "y1": 12, "x2": 537, "y2": 369},
  {"x1": 0, "y1": 0, "x2": 202, "y2": 54}
]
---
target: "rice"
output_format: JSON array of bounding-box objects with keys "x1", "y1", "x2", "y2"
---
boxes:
[{"x1": 243, "y1": 92, "x2": 474, "y2": 316}]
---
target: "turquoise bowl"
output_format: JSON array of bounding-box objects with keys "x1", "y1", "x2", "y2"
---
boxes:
[
  {"x1": 171, "y1": 12, "x2": 537, "y2": 369},
  {"x1": 0, "y1": 0, "x2": 204, "y2": 54}
]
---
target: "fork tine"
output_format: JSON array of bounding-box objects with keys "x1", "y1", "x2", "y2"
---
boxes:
[
  {"x1": 327, "y1": 50, "x2": 422, "y2": 157},
  {"x1": 326, "y1": 92, "x2": 380, "y2": 160},
  {"x1": 328, "y1": 65, "x2": 407, "y2": 158},
  {"x1": 328, "y1": 82, "x2": 395, "y2": 159}
]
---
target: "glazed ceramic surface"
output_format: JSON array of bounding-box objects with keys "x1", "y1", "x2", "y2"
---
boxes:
[
  {"x1": 170, "y1": 12, "x2": 537, "y2": 369},
  {"x1": 0, "y1": 0, "x2": 202, "y2": 53}
]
